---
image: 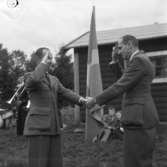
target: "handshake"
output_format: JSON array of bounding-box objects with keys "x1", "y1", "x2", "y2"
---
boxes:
[{"x1": 79, "y1": 97, "x2": 97, "y2": 109}]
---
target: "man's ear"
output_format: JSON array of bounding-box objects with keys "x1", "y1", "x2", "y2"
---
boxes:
[
  {"x1": 127, "y1": 41, "x2": 133, "y2": 52},
  {"x1": 128, "y1": 41, "x2": 134, "y2": 49}
]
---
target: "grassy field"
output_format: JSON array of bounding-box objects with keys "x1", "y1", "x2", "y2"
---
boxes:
[{"x1": 0, "y1": 123, "x2": 166, "y2": 167}]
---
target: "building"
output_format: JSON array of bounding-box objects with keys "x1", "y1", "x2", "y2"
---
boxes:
[{"x1": 64, "y1": 23, "x2": 167, "y2": 122}]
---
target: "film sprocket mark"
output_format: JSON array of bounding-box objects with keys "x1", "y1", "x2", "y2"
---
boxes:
[{"x1": 7, "y1": 0, "x2": 19, "y2": 8}]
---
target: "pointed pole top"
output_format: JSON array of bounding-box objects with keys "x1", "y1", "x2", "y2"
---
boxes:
[
  {"x1": 92, "y1": 5, "x2": 95, "y2": 14},
  {"x1": 91, "y1": 5, "x2": 96, "y2": 20}
]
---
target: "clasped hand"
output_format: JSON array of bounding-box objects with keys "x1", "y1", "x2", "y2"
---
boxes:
[{"x1": 79, "y1": 97, "x2": 96, "y2": 109}]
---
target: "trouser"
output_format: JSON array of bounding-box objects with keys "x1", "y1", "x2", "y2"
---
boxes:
[
  {"x1": 123, "y1": 127, "x2": 156, "y2": 167},
  {"x1": 28, "y1": 135, "x2": 63, "y2": 167}
]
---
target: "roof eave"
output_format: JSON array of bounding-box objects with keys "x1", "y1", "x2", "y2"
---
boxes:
[{"x1": 66, "y1": 34, "x2": 167, "y2": 49}]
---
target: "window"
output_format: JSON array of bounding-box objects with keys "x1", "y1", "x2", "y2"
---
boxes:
[
  {"x1": 145, "y1": 50, "x2": 167, "y2": 83},
  {"x1": 150, "y1": 56, "x2": 167, "y2": 78}
]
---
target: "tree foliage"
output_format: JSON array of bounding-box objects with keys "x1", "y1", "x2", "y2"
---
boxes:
[
  {"x1": 0, "y1": 44, "x2": 11, "y2": 101},
  {"x1": 51, "y1": 47, "x2": 74, "y2": 108},
  {"x1": 53, "y1": 52, "x2": 73, "y2": 89},
  {"x1": 0, "y1": 44, "x2": 27, "y2": 102}
]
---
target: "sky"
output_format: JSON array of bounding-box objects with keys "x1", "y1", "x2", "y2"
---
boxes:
[{"x1": 0, "y1": 0, "x2": 167, "y2": 56}]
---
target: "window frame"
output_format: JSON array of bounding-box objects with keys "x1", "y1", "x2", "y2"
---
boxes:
[{"x1": 145, "y1": 50, "x2": 167, "y2": 83}]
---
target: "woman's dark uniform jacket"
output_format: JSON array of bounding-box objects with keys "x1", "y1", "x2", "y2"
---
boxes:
[
  {"x1": 96, "y1": 52, "x2": 159, "y2": 129},
  {"x1": 23, "y1": 63, "x2": 81, "y2": 135}
]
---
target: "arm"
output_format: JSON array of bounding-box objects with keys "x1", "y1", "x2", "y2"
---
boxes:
[
  {"x1": 24, "y1": 63, "x2": 49, "y2": 89},
  {"x1": 57, "y1": 79, "x2": 85, "y2": 105},
  {"x1": 24, "y1": 50, "x2": 51, "y2": 89},
  {"x1": 96, "y1": 56, "x2": 146, "y2": 105}
]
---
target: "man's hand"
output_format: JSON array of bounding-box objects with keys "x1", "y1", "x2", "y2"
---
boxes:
[
  {"x1": 41, "y1": 49, "x2": 53, "y2": 65},
  {"x1": 86, "y1": 97, "x2": 96, "y2": 109},
  {"x1": 111, "y1": 45, "x2": 119, "y2": 63},
  {"x1": 79, "y1": 97, "x2": 87, "y2": 105}
]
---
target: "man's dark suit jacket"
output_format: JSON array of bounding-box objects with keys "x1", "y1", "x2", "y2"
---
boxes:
[
  {"x1": 24, "y1": 63, "x2": 80, "y2": 135},
  {"x1": 96, "y1": 51, "x2": 159, "y2": 129}
]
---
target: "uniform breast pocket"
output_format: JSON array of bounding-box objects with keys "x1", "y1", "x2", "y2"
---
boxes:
[
  {"x1": 121, "y1": 100, "x2": 145, "y2": 126},
  {"x1": 28, "y1": 109, "x2": 51, "y2": 131}
]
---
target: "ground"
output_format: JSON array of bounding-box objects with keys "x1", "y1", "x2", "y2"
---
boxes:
[{"x1": 0, "y1": 124, "x2": 166, "y2": 167}]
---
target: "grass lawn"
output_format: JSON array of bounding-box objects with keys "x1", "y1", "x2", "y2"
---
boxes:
[{"x1": 0, "y1": 123, "x2": 166, "y2": 167}]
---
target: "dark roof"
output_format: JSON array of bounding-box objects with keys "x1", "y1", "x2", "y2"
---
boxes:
[{"x1": 64, "y1": 23, "x2": 167, "y2": 49}]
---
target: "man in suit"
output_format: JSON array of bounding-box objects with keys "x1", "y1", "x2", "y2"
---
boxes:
[
  {"x1": 87, "y1": 35, "x2": 159, "y2": 167},
  {"x1": 24, "y1": 47, "x2": 86, "y2": 167}
]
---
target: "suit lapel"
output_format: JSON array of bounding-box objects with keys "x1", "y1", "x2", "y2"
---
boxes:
[
  {"x1": 45, "y1": 73, "x2": 52, "y2": 89},
  {"x1": 127, "y1": 51, "x2": 143, "y2": 67}
]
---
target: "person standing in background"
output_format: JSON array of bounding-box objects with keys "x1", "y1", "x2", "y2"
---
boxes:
[{"x1": 16, "y1": 90, "x2": 29, "y2": 136}]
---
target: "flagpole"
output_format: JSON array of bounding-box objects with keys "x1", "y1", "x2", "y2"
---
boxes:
[{"x1": 85, "y1": 6, "x2": 103, "y2": 141}]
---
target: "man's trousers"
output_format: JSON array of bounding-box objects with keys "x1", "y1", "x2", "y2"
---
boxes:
[
  {"x1": 28, "y1": 135, "x2": 63, "y2": 167},
  {"x1": 123, "y1": 127, "x2": 156, "y2": 167}
]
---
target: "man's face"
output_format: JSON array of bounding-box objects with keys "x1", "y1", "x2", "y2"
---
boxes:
[{"x1": 117, "y1": 38, "x2": 132, "y2": 60}]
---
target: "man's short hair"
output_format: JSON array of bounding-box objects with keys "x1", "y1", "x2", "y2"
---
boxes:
[{"x1": 122, "y1": 35, "x2": 139, "y2": 48}]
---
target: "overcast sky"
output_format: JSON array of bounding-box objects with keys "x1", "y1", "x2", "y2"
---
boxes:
[{"x1": 0, "y1": 0, "x2": 167, "y2": 56}]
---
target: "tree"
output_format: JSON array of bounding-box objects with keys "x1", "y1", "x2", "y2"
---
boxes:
[
  {"x1": 0, "y1": 45, "x2": 27, "y2": 102},
  {"x1": 54, "y1": 55, "x2": 73, "y2": 89},
  {"x1": 52, "y1": 47, "x2": 74, "y2": 108},
  {"x1": 9, "y1": 50, "x2": 27, "y2": 83},
  {"x1": 0, "y1": 44, "x2": 13, "y2": 101}
]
